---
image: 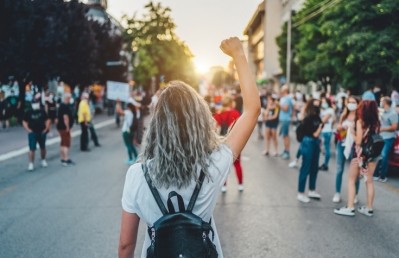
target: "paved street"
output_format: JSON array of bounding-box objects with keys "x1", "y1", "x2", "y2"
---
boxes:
[{"x1": 1, "y1": 119, "x2": 399, "y2": 258}]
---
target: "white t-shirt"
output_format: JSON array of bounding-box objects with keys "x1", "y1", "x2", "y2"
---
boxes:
[
  {"x1": 121, "y1": 110, "x2": 133, "y2": 133},
  {"x1": 321, "y1": 107, "x2": 335, "y2": 133},
  {"x1": 121, "y1": 144, "x2": 233, "y2": 258}
]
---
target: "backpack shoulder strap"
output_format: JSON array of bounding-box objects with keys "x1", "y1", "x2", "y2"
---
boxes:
[
  {"x1": 142, "y1": 164, "x2": 168, "y2": 215},
  {"x1": 186, "y1": 170, "x2": 206, "y2": 212}
]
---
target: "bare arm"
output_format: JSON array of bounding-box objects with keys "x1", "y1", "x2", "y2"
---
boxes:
[
  {"x1": 380, "y1": 122, "x2": 398, "y2": 132},
  {"x1": 313, "y1": 124, "x2": 323, "y2": 138},
  {"x1": 116, "y1": 101, "x2": 125, "y2": 116},
  {"x1": 22, "y1": 120, "x2": 32, "y2": 133},
  {"x1": 63, "y1": 114, "x2": 70, "y2": 131},
  {"x1": 220, "y1": 37, "x2": 261, "y2": 158},
  {"x1": 118, "y1": 211, "x2": 140, "y2": 258},
  {"x1": 44, "y1": 119, "x2": 51, "y2": 133}
]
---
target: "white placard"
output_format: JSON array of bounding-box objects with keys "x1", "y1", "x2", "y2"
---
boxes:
[{"x1": 106, "y1": 81, "x2": 130, "y2": 102}]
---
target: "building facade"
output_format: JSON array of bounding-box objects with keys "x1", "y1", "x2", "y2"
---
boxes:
[{"x1": 244, "y1": 0, "x2": 305, "y2": 83}]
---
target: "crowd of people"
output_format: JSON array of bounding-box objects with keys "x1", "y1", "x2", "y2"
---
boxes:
[{"x1": 202, "y1": 80, "x2": 399, "y2": 215}]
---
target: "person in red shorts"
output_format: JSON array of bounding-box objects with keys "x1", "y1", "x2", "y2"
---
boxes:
[
  {"x1": 57, "y1": 93, "x2": 75, "y2": 166},
  {"x1": 213, "y1": 96, "x2": 243, "y2": 192}
]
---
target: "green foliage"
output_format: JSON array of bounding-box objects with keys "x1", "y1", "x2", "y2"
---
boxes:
[
  {"x1": 0, "y1": 0, "x2": 124, "y2": 88},
  {"x1": 276, "y1": 0, "x2": 399, "y2": 93},
  {"x1": 123, "y1": 1, "x2": 198, "y2": 90}
]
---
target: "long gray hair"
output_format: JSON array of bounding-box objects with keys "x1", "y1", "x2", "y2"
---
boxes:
[{"x1": 141, "y1": 81, "x2": 222, "y2": 189}]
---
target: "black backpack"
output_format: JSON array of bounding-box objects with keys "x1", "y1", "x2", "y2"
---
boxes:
[
  {"x1": 130, "y1": 108, "x2": 139, "y2": 133},
  {"x1": 295, "y1": 122, "x2": 305, "y2": 142},
  {"x1": 143, "y1": 164, "x2": 218, "y2": 258},
  {"x1": 361, "y1": 133, "x2": 385, "y2": 161}
]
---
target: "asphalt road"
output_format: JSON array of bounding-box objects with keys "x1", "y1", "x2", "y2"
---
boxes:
[{"x1": 1, "y1": 121, "x2": 399, "y2": 258}]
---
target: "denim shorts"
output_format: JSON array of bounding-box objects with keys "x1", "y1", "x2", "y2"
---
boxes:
[
  {"x1": 28, "y1": 132, "x2": 47, "y2": 151},
  {"x1": 279, "y1": 120, "x2": 290, "y2": 136}
]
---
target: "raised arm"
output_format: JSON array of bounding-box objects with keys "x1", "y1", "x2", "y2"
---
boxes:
[{"x1": 220, "y1": 37, "x2": 261, "y2": 158}]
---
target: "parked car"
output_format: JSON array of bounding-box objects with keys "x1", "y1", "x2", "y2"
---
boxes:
[{"x1": 388, "y1": 133, "x2": 399, "y2": 175}]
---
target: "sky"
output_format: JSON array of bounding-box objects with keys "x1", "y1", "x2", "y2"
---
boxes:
[{"x1": 107, "y1": 0, "x2": 261, "y2": 71}]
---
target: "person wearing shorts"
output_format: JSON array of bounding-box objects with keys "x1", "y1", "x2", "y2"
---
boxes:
[
  {"x1": 278, "y1": 85, "x2": 293, "y2": 160},
  {"x1": 57, "y1": 93, "x2": 74, "y2": 166},
  {"x1": 22, "y1": 99, "x2": 50, "y2": 171},
  {"x1": 264, "y1": 94, "x2": 279, "y2": 156}
]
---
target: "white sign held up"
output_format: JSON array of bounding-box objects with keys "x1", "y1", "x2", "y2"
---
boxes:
[{"x1": 106, "y1": 81, "x2": 130, "y2": 102}]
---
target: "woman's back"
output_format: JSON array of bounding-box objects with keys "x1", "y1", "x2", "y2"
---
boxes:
[{"x1": 122, "y1": 144, "x2": 233, "y2": 257}]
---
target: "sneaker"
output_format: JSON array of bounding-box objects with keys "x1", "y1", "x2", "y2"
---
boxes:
[
  {"x1": 308, "y1": 191, "x2": 321, "y2": 199},
  {"x1": 373, "y1": 176, "x2": 379, "y2": 181},
  {"x1": 41, "y1": 160, "x2": 48, "y2": 168},
  {"x1": 61, "y1": 160, "x2": 71, "y2": 167},
  {"x1": 332, "y1": 193, "x2": 341, "y2": 203},
  {"x1": 354, "y1": 195, "x2": 359, "y2": 204},
  {"x1": 378, "y1": 177, "x2": 387, "y2": 183},
  {"x1": 319, "y1": 164, "x2": 328, "y2": 171},
  {"x1": 125, "y1": 159, "x2": 135, "y2": 165},
  {"x1": 288, "y1": 160, "x2": 298, "y2": 168},
  {"x1": 28, "y1": 163, "x2": 34, "y2": 171},
  {"x1": 297, "y1": 193, "x2": 310, "y2": 203},
  {"x1": 238, "y1": 184, "x2": 244, "y2": 192},
  {"x1": 66, "y1": 159, "x2": 75, "y2": 165},
  {"x1": 221, "y1": 186, "x2": 227, "y2": 193},
  {"x1": 358, "y1": 206, "x2": 373, "y2": 217},
  {"x1": 334, "y1": 206, "x2": 355, "y2": 216},
  {"x1": 281, "y1": 152, "x2": 290, "y2": 160}
]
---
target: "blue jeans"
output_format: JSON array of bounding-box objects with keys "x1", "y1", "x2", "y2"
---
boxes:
[
  {"x1": 123, "y1": 131, "x2": 138, "y2": 160},
  {"x1": 321, "y1": 132, "x2": 332, "y2": 167},
  {"x1": 374, "y1": 137, "x2": 395, "y2": 179},
  {"x1": 298, "y1": 136, "x2": 320, "y2": 193},
  {"x1": 335, "y1": 142, "x2": 359, "y2": 193}
]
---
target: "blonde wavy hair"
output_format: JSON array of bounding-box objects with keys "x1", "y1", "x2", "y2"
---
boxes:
[{"x1": 141, "y1": 81, "x2": 222, "y2": 189}]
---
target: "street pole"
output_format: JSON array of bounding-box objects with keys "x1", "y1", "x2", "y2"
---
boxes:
[{"x1": 286, "y1": 8, "x2": 292, "y2": 87}]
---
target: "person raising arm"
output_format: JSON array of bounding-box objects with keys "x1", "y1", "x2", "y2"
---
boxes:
[{"x1": 220, "y1": 37, "x2": 261, "y2": 158}]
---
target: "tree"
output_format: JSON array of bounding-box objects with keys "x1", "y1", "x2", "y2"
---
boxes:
[
  {"x1": 0, "y1": 0, "x2": 123, "y2": 90},
  {"x1": 276, "y1": 0, "x2": 399, "y2": 93},
  {"x1": 123, "y1": 1, "x2": 198, "y2": 90}
]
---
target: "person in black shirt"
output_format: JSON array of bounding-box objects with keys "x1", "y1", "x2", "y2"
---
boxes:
[
  {"x1": 297, "y1": 98, "x2": 323, "y2": 203},
  {"x1": 57, "y1": 93, "x2": 75, "y2": 166},
  {"x1": 22, "y1": 99, "x2": 50, "y2": 171}
]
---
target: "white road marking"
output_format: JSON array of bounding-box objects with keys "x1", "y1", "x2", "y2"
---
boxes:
[{"x1": 0, "y1": 119, "x2": 115, "y2": 162}]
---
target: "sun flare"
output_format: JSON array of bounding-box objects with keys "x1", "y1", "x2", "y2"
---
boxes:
[{"x1": 193, "y1": 58, "x2": 210, "y2": 74}]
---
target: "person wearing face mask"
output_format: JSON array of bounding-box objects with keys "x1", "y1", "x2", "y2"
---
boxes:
[
  {"x1": 332, "y1": 96, "x2": 360, "y2": 203},
  {"x1": 297, "y1": 98, "x2": 323, "y2": 203},
  {"x1": 373, "y1": 97, "x2": 398, "y2": 182},
  {"x1": 319, "y1": 97, "x2": 335, "y2": 171},
  {"x1": 22, "y1": 97, "x2": 51, "y2": 171}
]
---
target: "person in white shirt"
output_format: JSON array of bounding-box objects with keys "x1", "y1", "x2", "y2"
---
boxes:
[
  {"x1": 116, "y1": 101, "x2": 138, "y2": 165},
  {"x1": 319, "y1": 97, "x2": 335, "y2": 171},
  {"x1": 118, "y1": 37, "x2": 261, "y2": 258}
]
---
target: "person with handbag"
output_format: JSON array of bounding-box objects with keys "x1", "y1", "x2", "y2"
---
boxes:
[
  {"x1": 118, "y1": 37, "x2": 260, "y2": 258},
  {"x1": 334, "y1": 100, "x2": 380, "y2": 217},
  {"x1": 332, "y1": 96, "x2": 360, "y2": 203}
]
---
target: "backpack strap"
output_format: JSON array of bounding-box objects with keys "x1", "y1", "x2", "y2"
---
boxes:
[
  {"x1": 186, "y1": 171, "x2": 206, "y2": 212},
  {"x1": 167, "y1": 191, "x2": 185, "y2": 213},
  {"x1": 142, "y1": 164, "x2": 168, "y2": 215}
]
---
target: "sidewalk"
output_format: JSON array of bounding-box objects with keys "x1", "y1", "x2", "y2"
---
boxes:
[{"x1": 0, "y1": 113, "x2": 116, "y2": 157}]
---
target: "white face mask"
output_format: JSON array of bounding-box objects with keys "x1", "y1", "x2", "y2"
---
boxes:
[
  {"x1": 347, "y1": 103, "x2": 357, "y2": 111},
  {"x1": 31, "y1": 103, "x2": 40, "y2": 110},
  {"x1": 321, "y1": 102, "x2": 328, "y2": 109}
]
